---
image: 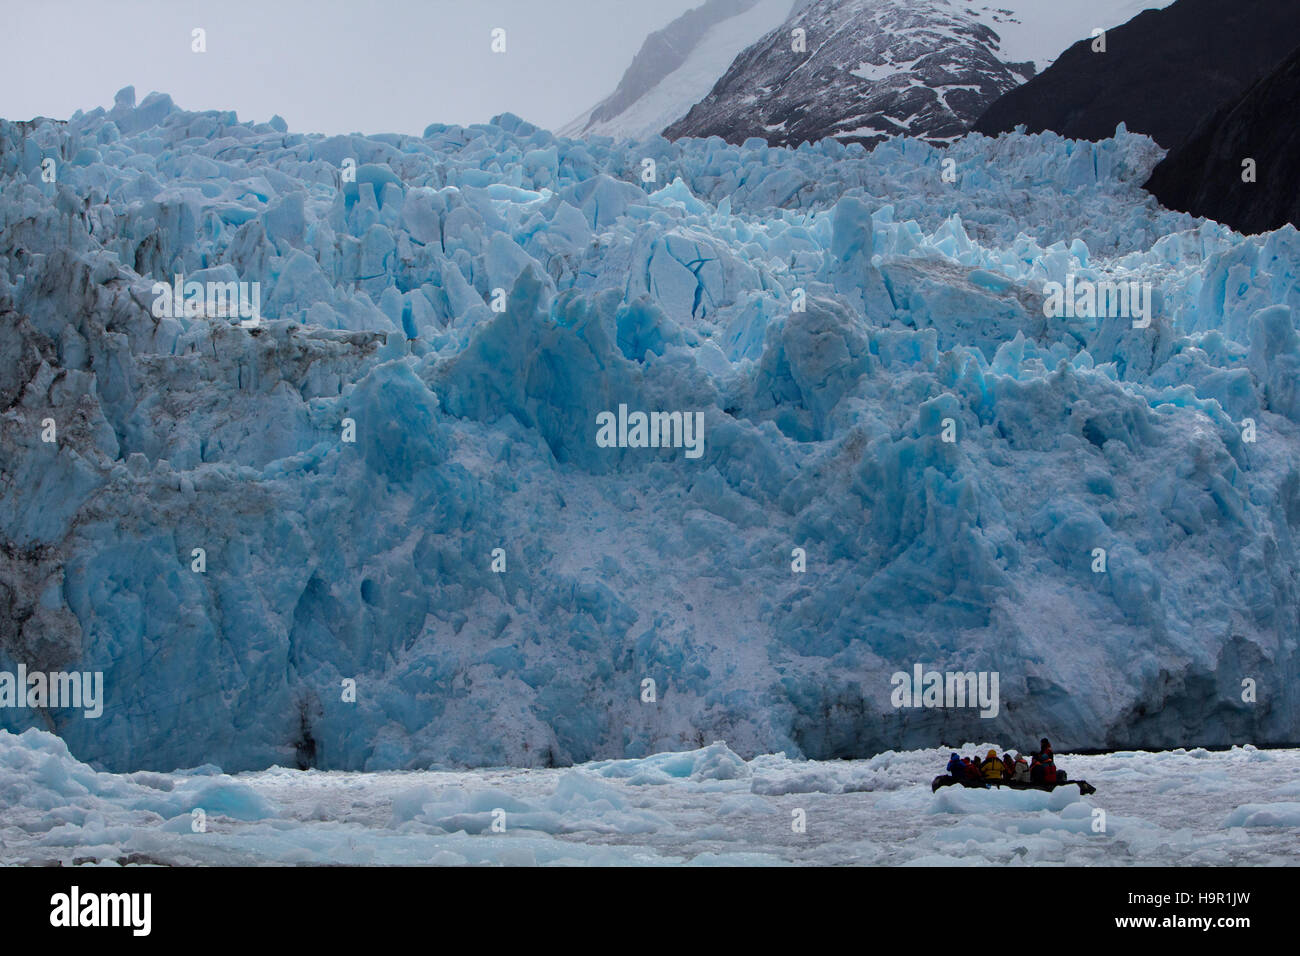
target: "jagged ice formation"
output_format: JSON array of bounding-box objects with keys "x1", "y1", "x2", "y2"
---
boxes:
[{"x1": 1, "y1": 88, "x2": 1298, "y2": 771}]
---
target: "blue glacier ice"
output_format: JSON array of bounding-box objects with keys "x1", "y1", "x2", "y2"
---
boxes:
[{"x1": 0, "y1": 89, "x2": 1297, "y2": 772}]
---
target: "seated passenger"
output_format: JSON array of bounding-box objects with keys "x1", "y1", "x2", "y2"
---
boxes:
[
  {"x1": 1030, "y1": 755, "x2": 1046, "y2": 785},
  {"x1": 1012, "y1": 755, "x2": 1031, "y2": 783},
  {"x1": 1042, "y1": 752, "x2": 1058, "y2": 785},
  {"x1": 947, "y1": 752, "x2": 964, "y2": 778},
  {"x1": 981, "y1": 749, "x2": 1004, "y2": 782},
  {"x1": 1001, "y1": 752, "x2": 1016, "y2": 778}
]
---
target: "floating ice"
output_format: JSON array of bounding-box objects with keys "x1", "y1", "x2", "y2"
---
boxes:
[{"x1": 3, "y1": 730, "x2": 1297, "y2": 866}]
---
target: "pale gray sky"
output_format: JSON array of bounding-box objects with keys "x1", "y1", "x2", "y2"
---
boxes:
[{"x1": 4, "y1": 0, "x2": 705, "y2": 134}]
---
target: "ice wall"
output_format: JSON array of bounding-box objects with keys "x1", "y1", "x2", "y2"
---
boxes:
[{"x1": 0, "y1": 89, "x2": 1297, "y2": 771}]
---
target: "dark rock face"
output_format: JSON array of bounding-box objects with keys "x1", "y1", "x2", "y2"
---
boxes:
[
  {"x1": 664, "y1": 0, "x2": 1035, "y2": 148},
  {"x1": 973, "y1": 0, "x2": 1300, "y2": 149},
  {"x1": 1145, "y1": 45, "x2": 1300, "y2": 234}
]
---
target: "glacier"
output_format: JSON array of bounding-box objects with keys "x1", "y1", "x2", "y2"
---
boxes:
[{"x1": 1, "y1": 87, "x2": 1298, "y2": 773}]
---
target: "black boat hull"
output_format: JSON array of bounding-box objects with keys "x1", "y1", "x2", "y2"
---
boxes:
[{"x1": 931, "y1": 775, "x2": 1097, "y2": 796}]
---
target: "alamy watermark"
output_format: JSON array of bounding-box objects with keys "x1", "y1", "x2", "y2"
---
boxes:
[
  {"x1": 595, "y1": 404, "x2": 704, "y2": 459},
  {"x1": 890, "y1": 663, "x2": 999, "y2": 718},
  {"x1": 50, "y1": 886, "x2": 150, "y2": 936},
  {"x1": 1043, "y1": 275, "x2": 1152, "y2": 329},
  {"x1": 152, "y1": 273, "x2": 261, "y2": 327},
  {"x1": 0, "y1": 665, "x2": 103, "y2": 718}
]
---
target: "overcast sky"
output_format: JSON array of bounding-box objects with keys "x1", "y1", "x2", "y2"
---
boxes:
[{"x1": 3, "y1": 0, "x2": 705, "y2": 134}]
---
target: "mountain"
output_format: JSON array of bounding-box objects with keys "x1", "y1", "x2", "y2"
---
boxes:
[
  {"x1": 974, "y1": 0, "x2": 1300, "y2": 149},
  {"x1": 661, "y1": 0, "x2": 1176, "y2": 148},
  {"x1": 663, "y1": 0, "x2": 1025, "y2": 147},
  {"x1": 1145, "y1": 44, "x2": 1300, "y2": 234},
  {"x1": 559, "y1": 0, "x2": 795, "y2": 141}
]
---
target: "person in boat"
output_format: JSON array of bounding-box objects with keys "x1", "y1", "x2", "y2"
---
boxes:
[
  {"x1": 1001, "y1": 752, "x2": 1016, "y2": 779},
  {"x1": 1027, "y1": 738, "x2": 1050, "y2": 782},
  {"x1": 1032, "y1": 749, "x2": 1059, "y2": 785},
  {"x1": 981, "y1": 749, "x2": 1005, "y2": 782},
  {"x1": 961, "y1": 756, "x2": 989, "y2": 786},
  {"x1": 1043, "y1": 752, "x2": 1058, "y2": 784},
  {"x1": 1012, "y1": 754, "x2": 1031, "y2": 783},
  {"x1": 1040, "y1": 754, "x2": 1060, "y2": 785},
  {"x1": 947, "y1": 752, "x2": 964, "y2": 778}
]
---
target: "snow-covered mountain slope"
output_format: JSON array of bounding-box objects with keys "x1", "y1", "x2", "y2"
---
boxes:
[
  {"x1": 559, "y1": 0, "x2": 795, "y2": 141},
  {"x1": 975, "y1": 0, "x2": 1300, "y2": 150},
  {"x1": 664, "y1": 0, "x2": 1175, "y2": 147},
  {"x1": 964, "y1": 0, "x2": 1175, "y2": 73},
  {"x1": 3, "y1": 90, "x2": 1299, "y2": 773},
  {"x1": 5, "y1": 730, "x2": 1299, "y2": 866}
]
